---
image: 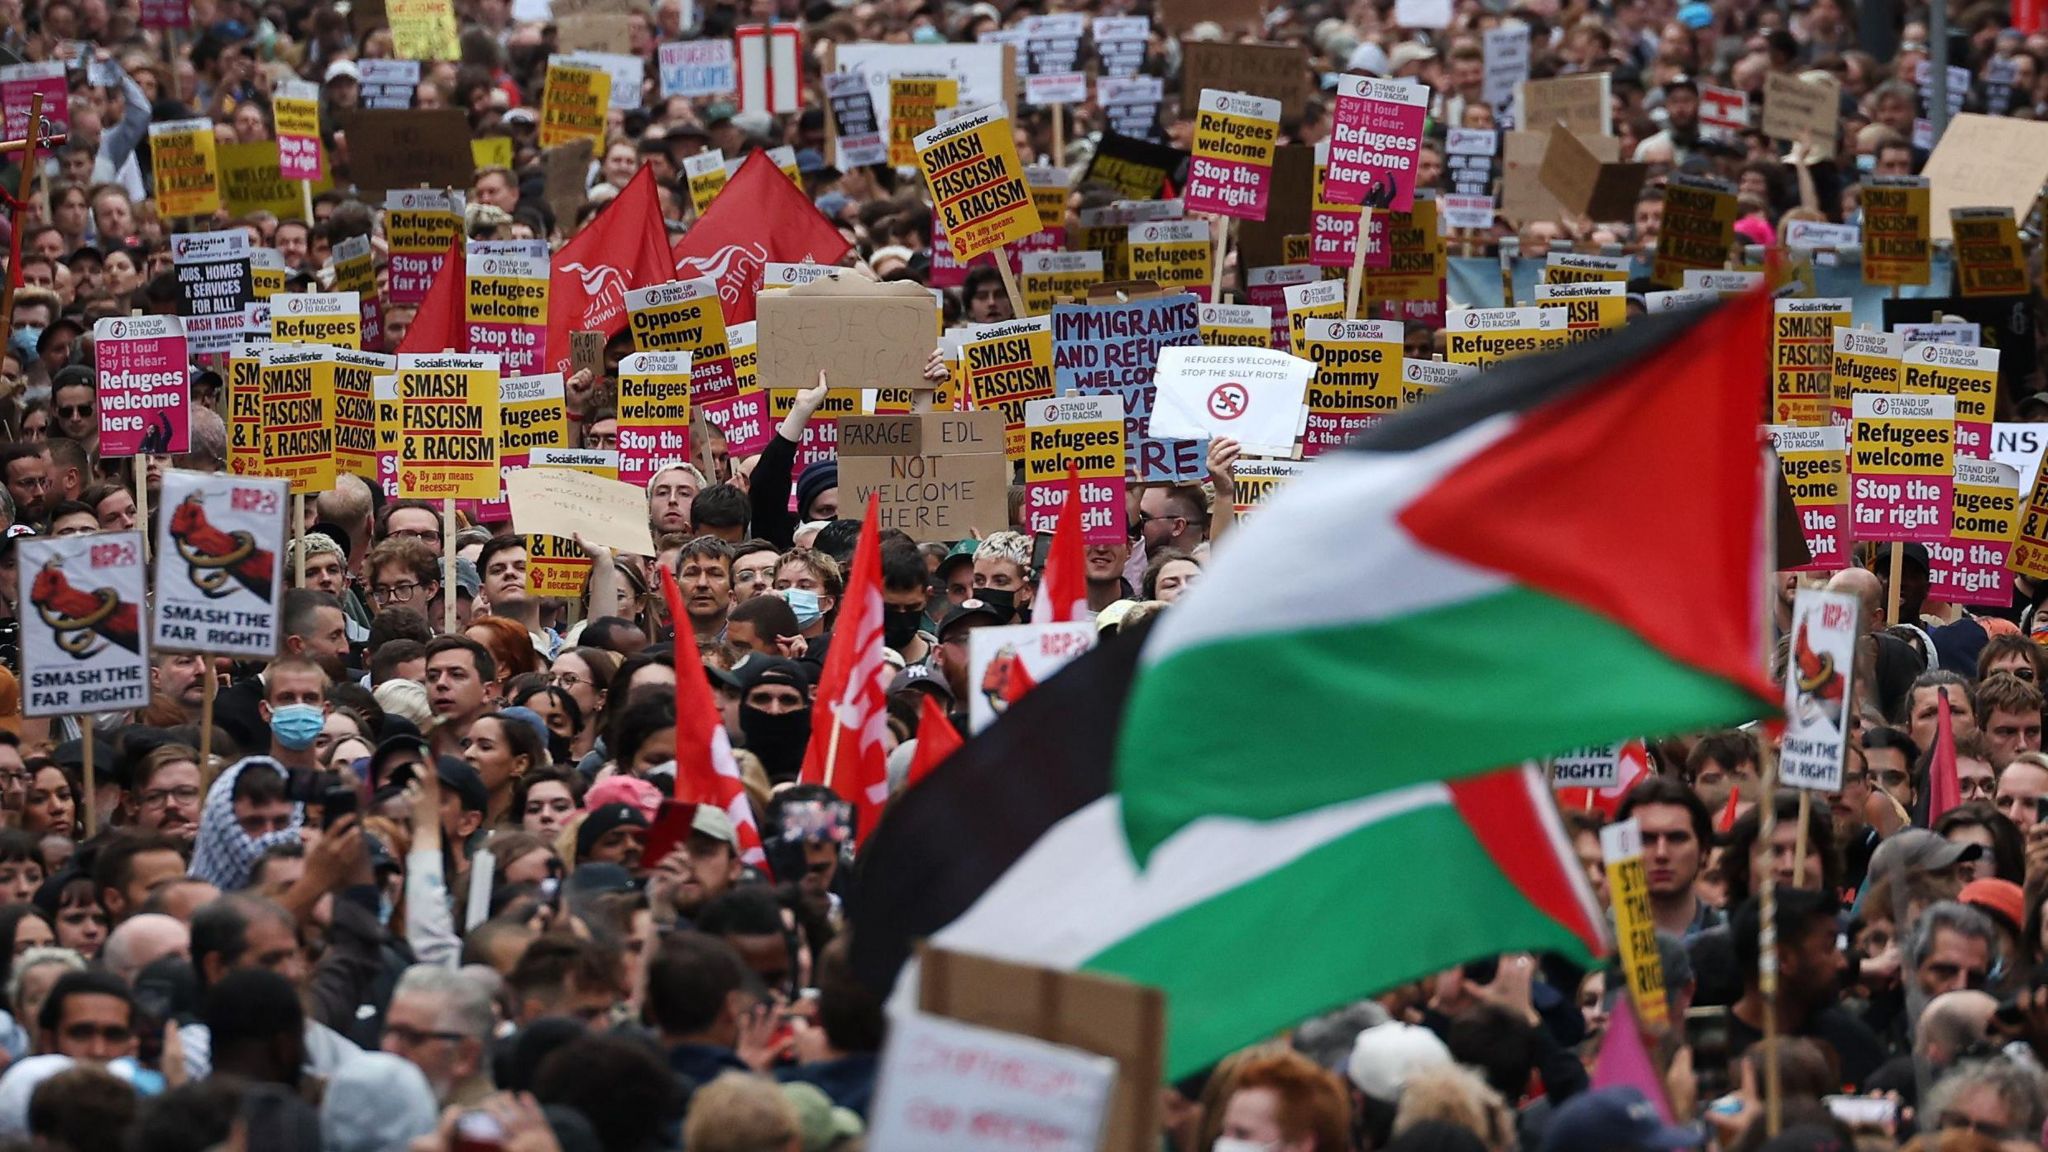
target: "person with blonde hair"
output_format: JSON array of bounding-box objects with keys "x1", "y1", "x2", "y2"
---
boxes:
[{"x1": 683, "y1": 1072, "x2": 801, "y2": 1152}]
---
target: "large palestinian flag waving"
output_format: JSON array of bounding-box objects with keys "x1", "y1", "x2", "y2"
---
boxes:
[{"x1": 851, "y1": 291, "x2": 1777, "y2": 1079}]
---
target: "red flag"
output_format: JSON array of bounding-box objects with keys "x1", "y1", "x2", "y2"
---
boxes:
[
  {"x1": 1553, "y1": 740, "x2": 1652, "y2": 816},
  {"x1": 544, "y1": 164, "x2": 674, "y2": 375},
  {"x1": 1033, "y1": 468, "x2": 1089, "y2": 624},
  {"x1": 798, "y1": 496, "x2": 891, "y2": 845},
  {"x1": 1717, "y1": 784, "x2": 1741, "y2": 834},
  {"x1": 671, "y1": 150, "x2": 851, "y2": 325},
  {"x1": 907, "y1": 694, "x2": 961, "y2": 792},
  {"x1": 1927, "y1": 685, "x2": 1961, "y2": 823},
  {"x1": 659, "y1": 566, "x2": 770, "y2": 876},
  {"x1": 396, "y1": 238, "x2": 465, "y2": 356}
]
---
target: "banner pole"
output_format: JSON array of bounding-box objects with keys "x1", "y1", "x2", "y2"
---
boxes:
[
  {"x1": 133, "y1": 456, "x2": 150, "y2": 562},
  {"x1": 82, "y1": 722, "x2": 97, "y2": 837},
  {"x1": 1757, "y1": 442, "x2": 1782, "y2": 1138},
  {"x1": 1886, "y1": 546, "x2": 1903, "y2": 625},
  {"x1": 823, "y1": 716, "x2": 842, "y2": 794},
  {"x1": 1345, "y1": 207, "x2": 1372, "y2": 319},
  {"x1": 300, "y1": 178, "x2": 315, "y2": 227},
  {"x1": 1792, "y1": 792, "x2": 1811, "y2": 886},
  {"x1": 293, "y1": 494, "x2": 306, "y2": 587},
  {"x1": 1210, "y1": 216, "x2": 1232, "y2": 304},
  {"x1": 991, "y1": 244, "x2": 1026, "y2": 319},
  {"x1": 199, "y1": 669, "x2": 217, "y2": 791},
  {"x1": 443, "y1": 498, "x2": 458, "y2": 632}
]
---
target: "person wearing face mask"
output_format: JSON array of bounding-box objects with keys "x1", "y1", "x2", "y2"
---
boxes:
[
  {"x1": 734, "y1": 656, "x2": 812, "y2": 785},
  {"x1": 1212, "y1": 1050, "x2": 1352, "y2": 1152},
  {"x1": 260, "y1": 655, "x2": 332, "y2": 774},
  {"x1": 970, "y1": 532, "x2": 1034, "y2": 623},
  {"x1": 879, "y1": 536, "x2": 934, "y2": 664}
]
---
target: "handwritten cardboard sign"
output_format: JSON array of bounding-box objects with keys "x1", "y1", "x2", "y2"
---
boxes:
[
  {"x1": 505, "y1": 466, "x2": 657, "y2": 557},
  {"x1": 755, "y1": 277, "x2": 936, "y2": 393},
  {"x1": 1179, "y1": 40, "x2": 1311, "y2": 119},
  {"x1": 344, "y1": 109, "x2": 475, "y2": 194},
  {"x1": 838, "y1": 411, "x2": 1010, "y2": 541}
]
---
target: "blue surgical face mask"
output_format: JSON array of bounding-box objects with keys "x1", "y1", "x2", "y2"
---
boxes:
[
  {"x1": 1855, "y1": 152, "x2": 1876, "y2": 173},
  {"x1": 270, "y1": 703, "x2": 325, "y2": 751},
  {"x1": 9, "y1": 327, "x2": 40, "y2": 360},
  {"x1": 912, "y1": 24, "x2": 946, "y2": 43},
  {"x1": 783, "y1": 587, "x2": 822, "y2": 628}
]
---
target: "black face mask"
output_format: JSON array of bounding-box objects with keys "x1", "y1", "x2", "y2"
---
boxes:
[
  {"x1": 741, "y1": 706, "x2": 811, "y2": 784},
  {"x1": 975, "y1": 587, "x2": 1018, "y2": 622},
  {"x1": 883, "y1": 606, "x2": 922, "y2": 650}
]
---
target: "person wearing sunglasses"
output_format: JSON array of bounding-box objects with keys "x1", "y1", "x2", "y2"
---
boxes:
[{"x1": 36, "y1": 969, "x2": 136, "y2": 1064}]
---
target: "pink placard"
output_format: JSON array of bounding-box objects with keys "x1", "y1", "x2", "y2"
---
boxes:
[
  {"x1": 94, "y1": 317, "x2": 190, "y2": 457},
  {"x1": 1326, "y1": 76, "x2": 1429, "y2": 212},
  {"x1": 1022, "y1": 476, "x2": 1128, "y2": 545},
  {"x1": 278, "y1": 131, "x2": 322, "y2": 182},
  {"x1": 0, "y1": 65, "x2": 70, "y2": 143},
  {"x1": 1850, "y1": 474, "x2": 1952, "y2": 543},
  {"x1": 1928, "y1": 539, "x2": 2012, "y2": 604},
  {"x1": 703, "y1": 389, "x2": 771, "y2": 457}
]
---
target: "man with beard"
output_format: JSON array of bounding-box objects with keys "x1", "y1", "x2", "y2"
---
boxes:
[
  {"x1": 734, "y1": 656, "x2": 811, "y2": 784},
  {"x1": 648, "y1": 806, "x2": 745, "y2": 929},
  {"x1": 1634, "y1": 74, "x2": 1703, "y2": 165}
]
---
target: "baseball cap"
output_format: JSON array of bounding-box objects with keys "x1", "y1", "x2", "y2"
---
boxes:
[
  {"x1": 502, "y1": 107, "x2": 538, "y2": 127},
  {"x1": 1345, "y1": 1021, "x2": 1451, "y2": 1101},
  {"x1": 454, "y1": 557, "x2": 482, "y2": 599},
  {"x1": 1871, "y1": 542, "x2": 1930, "y2": 572},
  {"x1": 1961, "y1": 877, "x2": 2026, "y2": 934},
  {"x1": 1677, "y1": 3, "x2": 1713, "y2": 28},
  {"x1": 1347, "y1": 42, "x2": 1389, "y2": 75},
  {"x1": 692, "y1": 803, "x2": 739, "y2": 847},
  {"x1": 389, "y1": 755, "x2": 488, "y2": 813},
  {"x1": 1867, "y1": 828, "x2": 1980, "y2": 880},
  {"x1": 938, "y1": 599, "x2": 1008, "y2": 637},
  {"x1": 1389, "y1": 42, "x2": 1437, "y2": 71},
  {"x1": 2019, "y1": 391, "x2": 2048, "y2": 416},
  {"x1": 889, "y1": 662, "x2": 953, "y2": 701},
  {"x1": 324, "y1": 59, "x2": 360, "y2": 83},
  {"x1": 1539, "y1": 1087, "x2": 1702, "y2": 1152}
]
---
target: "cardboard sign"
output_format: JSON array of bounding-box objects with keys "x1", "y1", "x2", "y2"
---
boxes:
[
  {"x1": 963, "y1": 317, "x2": 1057, "y2": 457},
  {"x1": 342, "y1": 109, "x2": 475, "y2": 194},
  {"x1": 1902, "y1": 341, "x2": 1998, "y2": 460},
  {"x1": 1779, "y1": 589, "x2": 1859, "y2": 789},
  {"x1": 1537, "y1": 125, "x2": 1645, "y2": 222},
  {"x1": 149, "y1": 118, "x2": 221, "y2": 218},
  {"x1": 1296, "y1": 318, "x2": 1401, "y2": 455},
  {"x1": 385, "y1": 190, "x2": 464, "y2": 307},
  {"x1": 1178, "y1": 41, "x2": 1311, "y2": 119},
  {"x1": 505, "y1": 466, "x2": 656, "y2": 558},
  {"x1": 18, "y1": 532, "x2": 150, "y2": 718},
  {"x1": 1184, "y1": 89, "x2": 1280, "y2": 221},
  {"x1": 1158, "y1": 0, "x2": 1264, "y2": 34},
  {"x1": 273, "y1": 79, "x2": 324, "y2": 181},
  {"x1": 1849, "y1": 392, "x2": 1954, "y2": 543},
  {"x1": 1052, "y1": 293, "x2": 1205, "y2": 481},
  {"x1": 890, "y1": 75, "x2": 959, "y2": 167},
  {"x1": 1933, "y1": 457, "x2": 2022, "y2": 606},
  {"x1": 1951, "y1": 207, "x2": 2028, "y2": 297},
  {"x1": 839, "y1": 412, "x2": 1010, "y2": 541},
  {"x1": 1516, "y1": 72, "x2": 1610, "y2": 137},
  {"x1": 1769, "y1": 297, "x2": 1851, "y2": 427},
  {"x1": 1199, "y1": 303, "x2": 1272, "y2": 348},
  {"x1": 1445, "y1": 307, "x2": 1568, "y2": 369},
  {"x1": 1150, "y1": 345, "x2": 1311, "y2": 457},
  {"x1": 397, "y1": 352, "x2": 503, "y2": 500},
  {"x1": 272, "y1": 290, "x2": 363, "y2": 349},
  {"x1": 755, "y1": 276, "x2": 934, "y2": 395},
  {"x1": 1762, "y1": 71, "x2": 1840, "y2": 155},
  {"x1": 467, "y1": 371, "x2": 566, "y2": 523},
  {"x1": 1599, "y1": 820, "x2": 1668, "y2": 1030},
  {"x1": 93, "y1": 316, "x2": 190, "y2": 458},
  {"x1": 1326, "y1": 75, "x2": 1428, "y2": 211},
  {"x1": 965, "y1": 622, "x2": 1099, "y2": 731},
  {"x1": 151, "y1": 471, "x2": 288, "y2": 658},
  {"x1": 1021, "y1": 395, "x2": 1127, "y2": 544},
  {"x1": 389, "y1": 0, "x2": 459, "y2": 59},
  {"x1": 916, "y1": 104, "x2": 1040, "y2": 263},
  {"x1": 1651, "y1": 174, "x2": 1737, "y2": 288},
  {"x1": 1862, "y1": 176, "x2": 1931, "y2": 287},
  {"x1": 1831, "y1": 328, "x2": 1900, "y2": 427},
  {"x1": 1019, "y1": 251, "x2": 1103, "y2": 315},
  {"x1": 616, "y1": 351, "x2": 694, "y2": 489},
  {"x1": 868, "y1": 1009, "x2": 1116, "y2": 1152},
  {"x1": 824, "y1": 71, "x2": 886, "y2": 167},
  {"x1": 1922, "y1": 114, "x2": 2048, "y2": 242},
  {"x1": 660, "y1": 40, "x2": 735, "y2": 98},
  {"x1": 1768, "y1": 425, "x2": 1849, "y2": 570},
  {"x1": 259, "y1": 344, "x2": 336, "y2": 494}
]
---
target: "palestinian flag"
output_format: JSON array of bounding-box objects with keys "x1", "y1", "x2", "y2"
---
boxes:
[{"x1": 850, "y1": 292, "x2": 1778, "y2": 1078}]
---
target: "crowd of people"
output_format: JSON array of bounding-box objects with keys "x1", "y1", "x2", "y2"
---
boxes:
[{"x1": 0, "y1": 0, "x2": 2035, "y2": 1144}]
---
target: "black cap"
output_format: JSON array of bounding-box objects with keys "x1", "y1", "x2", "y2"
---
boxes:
[
  {"x1": 576, "y1": 803, "x2": 649, "y2": 861},
  {"x1": 434, "y1": 756, "x2": 489, "y2": 814},
  {"x1": 938, "y1": 598, "x2": 1007, "y2": 637},
  {"x1": 1873, "y1": 542, "x2": 1931, "y2": 572},
  {"x1": 63, "y1": 246, "x2": 103, "y2": 267},
  {"x1": 370, "y1": 733, "x2": 429, "y2": 792},
  {"x1": 736, "y1": 655, "x2": 807, "y2": 695},
  {"x1": 50, "y1": 364, "x2": 92, "y2": 394}
]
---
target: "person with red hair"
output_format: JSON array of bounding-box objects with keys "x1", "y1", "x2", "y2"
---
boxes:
[{"x1": 1214, "y1": 1050, "x2": 1351, "y2": 1152}]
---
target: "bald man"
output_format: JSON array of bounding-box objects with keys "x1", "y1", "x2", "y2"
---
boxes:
[
  {"x1": 102, "y1": 913, "x2": 191, "y2": 986},
  {"x1": 1824, "y1": 566, "x2": 1925, "y2": 722}
]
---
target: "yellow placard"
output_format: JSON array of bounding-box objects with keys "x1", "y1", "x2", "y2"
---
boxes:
[
  {"x1": 1951, "y1": 207, "x2": 2029, "y2": 297},
  {"x1": 471, "y1": 136, "x2": 514, "y2": 172},
  {"x1": 390, "y1": 0, "x2": 461, "y2": 61},
  {"x1": 1198, "y1": 303, "x2": 1272, "y2": 348},
  {"x1": 617, "y1": 353, "x2": 696, "y2": 488},
  {"x1": 1601, "y1": 823, "x2": 1670, "y2": 1031},
  {"x1": 540, "y1": 61, "x2": 611, "y2": 150},
  {"x1": 1283, "y1": 280, "x2": 1346, "y2": 357},
  {"x1": 1769, "y1": 297, "x2": 1850, "y2": 427},
  {"x1": 962, "y1": 316, "x2": 1056, "y2": 458},
  {"x1": 1830, "y1": 328, "x2": 1900, "y2": 427},
  {"x1": 1902, "y1": 342, "x2": 1999, "y2": 458},
  {"x1": 1446, "y1": 307, "x2": 1571, "y2": 369},
  {"x1": 259, "y1": 344, "x2": 336, "y2": 495},
  {"x1": 1651, "y1": 174, "x2": 1737, "y2": 288},
  {"x1": 1532, "y1": 281, "x2": 1627, "y2": 348},
  {"x1": 398, "y1": 353, "x2": 503, "y2": 500},
  {"x1": 1849, "y1": 394, "x2": 1953, "y2": 478},
  {"x1": 1364, "y1": 196, "x2": 1445, "y2": 303},
  {"x1": 250, "y1": 258, "x2": 285, "y2": 301},
  {"x1": 387, "y1": 192, "x2": 464, "y2": 305},
  {"x1": 1862, "y1": 176, "x2": 1931, "y2": 287},
  {"x1": 889, "y1": 76, "x2": 958, "y2": 168},
  {"x1": 1019, "y1": 252, "x2": 1103, "y2": 315},
  {"x1": 1028, "y1": 169, "x2": 1069, "y2": 231},
  {"x1": 272, "y1": 292, "x2": 363, "y2": 349},
  {"x1": 502, "y1": 373, "x2": 570, "y2": 466},
  {"x1": 1300, "y1": 318, "x2": 1404, "y2": 456},
  {"x1": 624, "y1": 281, "x2": 734, "y2": 396},
  {"x1": 331, "y1": 348, "x2": 390, "y2": 482},
  {"x1": 684, "y1": 150, "x2": 728, "y2": 215},
  {"x1": 220, "y1": 140, "x2": 335, "y2": 219},
  {"x1": 1768, "y1": 425, "x2": 1846, "y2": 568},
  {"x1": 916, "y1": 104, "x2": 1040, "y2": 264},
  {"x1": 226, "y1": 343, "x2": 265, "y2": 478},
  {"x1": 729, "y1": 322, "x2": 759, "y2": 393},
  {"x1": 2011, "y1": 464, "x2": 2048, "y2": 580},
  {"x1": 1021, "y1": 397, "x2": 1124, "y2": 486},
  {"x1": 149, "y1": 119, "x2": 222, "y2": 218},
  {"x1": 1542, "y1": 252, "x2": 1632, "y2": 283},
  {"x1": 1128, "y1": 220, "x2": 1211, "y2": 298}
]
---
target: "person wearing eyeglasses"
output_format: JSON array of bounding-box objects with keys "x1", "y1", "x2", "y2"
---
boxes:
[
  {"x1": 1922, "y1": 1055, "x2": 2048, "y2": 1146},
  {"x1": 365, "y1": 537, "x2": 443, "y2": 629},
  {"x1": 374, "y1": 499, "x2": 447, "y2": 558},
  {"x1": 382, "y1": 964, "x2": 496, "y2": 1107},
  {"x1": 35, "y1": 970, "x2": 135, "y2": 1064},
  {"x1": 49, "y1": 368, "x2": 96, "y2": 456}
]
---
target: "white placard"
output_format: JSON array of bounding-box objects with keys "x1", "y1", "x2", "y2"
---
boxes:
[
  {"x1": 1149, "y1": 346, "x2": 1312, "y2": 457},
  {"x1": 152, "y1": 470, "x2": 290, "y2": 658},
  {"x1": 1552, "y1": 745, "x2": 1621, "y2": 789},
  {"x1": 1780, "y1": 588, "x2": 1859, "y2": 791},
  {"x1": 964, "y1": 622, "x2": 1098, "y2": 733},
  {"x1": 868, "y1": 1011, "x2": 1117, "y2": 1152},
  {"x1": 19, "y1": 532, "x2": 151, "y2": 717}
]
